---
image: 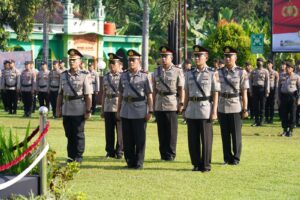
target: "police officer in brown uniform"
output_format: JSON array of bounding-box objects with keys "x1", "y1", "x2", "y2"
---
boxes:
[
  {"x1": 152, "y1": 46, "x2": 184, "y2": 161},
  {"x1": 37, "y1": 62, "x2": 50, "y2": 109},
  {"x1": 183, "y1": 46, "x2": 220, "y2": 172},
  {"x1": 88, "y1": 63, "x2": 100, "y2": 114},
  {"x1": 1, "y1": 60, "x2": 10, "y2": 112},
  {"x1": 245, "y1": 62, "x2": 254, "y2": 119},
  {"x1": 2, "y1": 60, "x2": 20, "y2": 114},
  {"x1": 218, "y1": 46, "x2": 249, "y2": 165},
  {"x1": 20, "y1": 61, "x2": 36, "y2": 117},
  {"x1": 56, "y1": 49, "x2": 93, "y2": 163},
  {"x1": 265, "y1": 59, "x2": 279, "y2": 124},
  {"x1": 49, "y1": 60, "x2": 62, "y2": 118},
  {"x1": 101, "y1": 53, "x2": 123, "y2": 159},
  {"x1": 117, "y1": 49, "x2": 153, "y2": 169},
  {"x1": 278, "y1": 61, "x2": 287, "y2": 120},
  {"x1": 249, "y1": 58, "x2": 270, "y2": 126},
  {"x1": 278, "y1": 62, "x2": 300, "y2": 137},
  {"x1": 295, "y1": 60, "x2": 300, "y2": 126},
  {"x1": 59, "y1": 60, "x2": 66, "y2": 71}
]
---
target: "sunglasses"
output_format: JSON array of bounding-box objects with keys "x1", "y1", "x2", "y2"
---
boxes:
[
  {"x1": 109, "y1": 60, "x2": 117, "y2": 65},
  {"x1": 193, "y1": 54, "x2": 206, "y2": 59},
  {"x1": 69, "y1": 58, "x2": 79, "y2": 62},
  {"x1": 224, "y1": 54, "x2": 234, "y2": 58},
  {"x1": 128, "y1": 58, "x2": 138, "y2": 62}
]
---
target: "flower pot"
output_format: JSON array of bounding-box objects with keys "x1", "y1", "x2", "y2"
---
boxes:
[{"x1": 0, "y1": 174, "x2": 40, "y2": 199}]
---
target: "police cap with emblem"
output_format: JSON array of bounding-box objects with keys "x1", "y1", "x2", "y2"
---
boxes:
[
  {"x1": 257, "y1": 58, "x2": 264, "y2": 62},
  {"x1": 193, "y1": 45, "x2": 209, "y2": 54},
  {"x1": 41, "y1": 61, "x2": 47, "y2": 65},
  {"x1": 267, "y1": 59, "x2": 273, "y2": 64},
  {"x1": 59, "y1": 60, "x2": 65, "y2": 64},
  {"x1": 223, "y1": 46, "x2": 237, "y2": 54},
  {"x1": 24, "y1": 61, "x2": 33, "y2": 65},
  {"x1": 127, "y1": 49, "x2": 141, "y2": 58},
  {"x1": 108, "y1": 53, "x2": 123, "y2": 60},
  {"x1": 286, "y1": 61, "x2": 294, "y2": 69},
  {"x1": 53, "y1": 60, "x2": 59, "y2": 65},
  {"x1": 159, "y1": 46, "x2": 174, "y2": 55},
  {"x1": 67, "y1": 48, "x2": 83, "y2": 58}
]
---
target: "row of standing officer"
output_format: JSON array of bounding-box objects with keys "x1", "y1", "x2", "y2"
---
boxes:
[
  {"x1": 1, "y1": 59, "x2": 100, "y2": 118},
  {"x1": 1, "y1": 59, "x2": 64, "y2": 116},
  {"x1": 246, "y1": 58, "x2": 300, "y2": 137},
  {"x1": 100, "y1": 45, "x2": 248, "y2": 171}
]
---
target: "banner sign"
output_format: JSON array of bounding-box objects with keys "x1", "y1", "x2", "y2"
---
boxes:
[
  {"x1": 251, "y1": 34, "x2": 264, "y2": 54},
  {"x1": 272, "y1": 0, "x2": 300, "y2": 52},
  {"x1": 0, "y1": 51, "x2": 32, "y2": 70}
]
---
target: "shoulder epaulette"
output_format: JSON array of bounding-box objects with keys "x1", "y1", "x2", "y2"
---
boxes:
[{"x1": 80, "y1": 70, "x2": 89, "y2": 74}]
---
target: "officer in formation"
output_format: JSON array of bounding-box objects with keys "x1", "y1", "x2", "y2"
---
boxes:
[
  {"x1": 117, "y1": 49, "x2": 153, "y2": 169},
  {"x1": 218, "y1": 46, "x2": 249, "y2": 165},
  {"x1": 101, "y1": 53, "x2": 123, "y2": 159},
  {"x1": 19, "y1": 61, "x2": 36, "y2": 117},
  {"x1": 249, "y1": 58, "x2": 270, "y2": 126},
  {"x1": 183, "y1": 45, "x2": 220, "y2": 172},
  {"x1": 278, "y1": 62, "x2": 300, "y2": 137},
  {"x1": 49, "y1": 60, "x2": 62, "y2": 118},
  {"x1": 30, "y1": 62, "x2": 39, "y2": 113},
  {"x1": 2, "y1": 59, "x2": 20, "y2": 114},
  {"x1": 88, "y1": 63, "x2": 100, "y2": 114},
  {"x1": 56, "y1": 48, "x2": 93, "y2": 163},
  {"x1": 37, "y1": 61, "x2": 50, "y2": 109},
  {"x1": 152, "y1": 46, "x2": 184, "y2": 161},
  {"x1": 1, "y1": 60, "x2": 10, "y2": 112},
  {"x1": 265, "y1": 59, "x2": 279, "y2": 124},
  {"x1": 295, "y1": 60, "x2": 300, "y2": 127},
  {"x1": 245, "y1": 62, "x2": 253, "y2": 119},
  {"x1": 278, "y1": 61, "x2": 287, "y2": 119},
  {"x1": 59, "y1": 60, "x2": 66, "y2": 71}
]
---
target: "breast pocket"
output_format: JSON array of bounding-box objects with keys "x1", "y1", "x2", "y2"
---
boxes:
[{"x1": 166, "y1": 77, "x2": 176, "y2": 88}]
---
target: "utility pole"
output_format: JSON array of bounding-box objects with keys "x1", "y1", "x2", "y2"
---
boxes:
[
  {"x1": 178, "y1": 0, "x2": 182, "y2": 64},
  {"x1": 184, "y1": 0, "x2": 187, "y2": 60}
]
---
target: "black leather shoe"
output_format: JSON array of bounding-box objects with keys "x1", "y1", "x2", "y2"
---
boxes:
[
  {"x1": 134, "y1": 165, "x2": 143, "y2": 170},
  {"x1": 192, "y1": 166, "x2": 201, "y2": 171},
  {"x1": 251, "y1": 123, "x2": 258, "y2": 127},
  {"x1": 66, "y1": 158, "x2": 74, "y2": 163},
  {"x1": 105, "y1": 153, "x2": 115, "y2": 158},
  {"x1": 201, "y1": 168, "x2": 211, "y2": 173},
  {"x1": 116, "y1": 154, "x2": 123, "y2": 159},
  {"x1": 229, "y1": 160, "x2": 239, "y2": 165}
]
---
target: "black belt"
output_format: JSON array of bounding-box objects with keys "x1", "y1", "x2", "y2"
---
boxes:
[
  {"x1": 106, "y1": 94, "x2": 118, "y2": 99},
  {"x1": 189, "y1": 96, "x2": 210, "y2": 102},
  {"x1": 63, "y1": 95, "x2": 84, "y2": 101},
  {"x1": 92, "y1": 82, "x2": 96, "y2": 84},
  {"x1": 124, "y1": 96, "x2": 145, "y2": 102},
  {"x1": 220, "y1": 93, "x2": 240, "y2": 98},
  {"x1": 50, "y1": 85, "x2": 59, "y2": 88},
  {"x1": 21, "y1": 84, "x2": 32, "y2": 87},
  {"x1": 5, "y1": 83, "x2": 16, "y2": 88},
  {"x1": 158, "y1": 91, "x2": 176, "y2": 96},
  {"x1": 39, "y1": 85, "x2": 47, "y2": 88}
]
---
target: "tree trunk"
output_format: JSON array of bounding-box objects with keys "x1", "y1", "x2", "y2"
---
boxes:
[
  {"x1": 43, "y1": 13, "x2": 49, "y2": 64},
  {"x1": 142, "y1": 0, "x2": 150, "y2": 72}
]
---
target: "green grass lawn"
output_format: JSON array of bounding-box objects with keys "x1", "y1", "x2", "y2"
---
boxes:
[{"x1": 1, "y1": 110, "x2": 299, "y2": 200}]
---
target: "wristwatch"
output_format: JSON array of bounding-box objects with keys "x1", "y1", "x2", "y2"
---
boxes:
[
  {"x1": 179, "y1": 102, "x2": 184, "y2": 106},
  {"x1": 242, "y1": 109, "x2": 247, "y2": 113},
  {"x1": 149, "y1": 111, "x2": 153, "y2": 114}
]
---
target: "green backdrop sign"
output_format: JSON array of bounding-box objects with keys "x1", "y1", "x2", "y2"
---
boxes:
[{"x1": 251, "y1": 34, "x2": 264, "y2": 54}]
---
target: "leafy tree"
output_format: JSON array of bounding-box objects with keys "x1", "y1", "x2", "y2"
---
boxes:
[{"x1": 204, "y1": 21, "x2": 256, "y2": 67}]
